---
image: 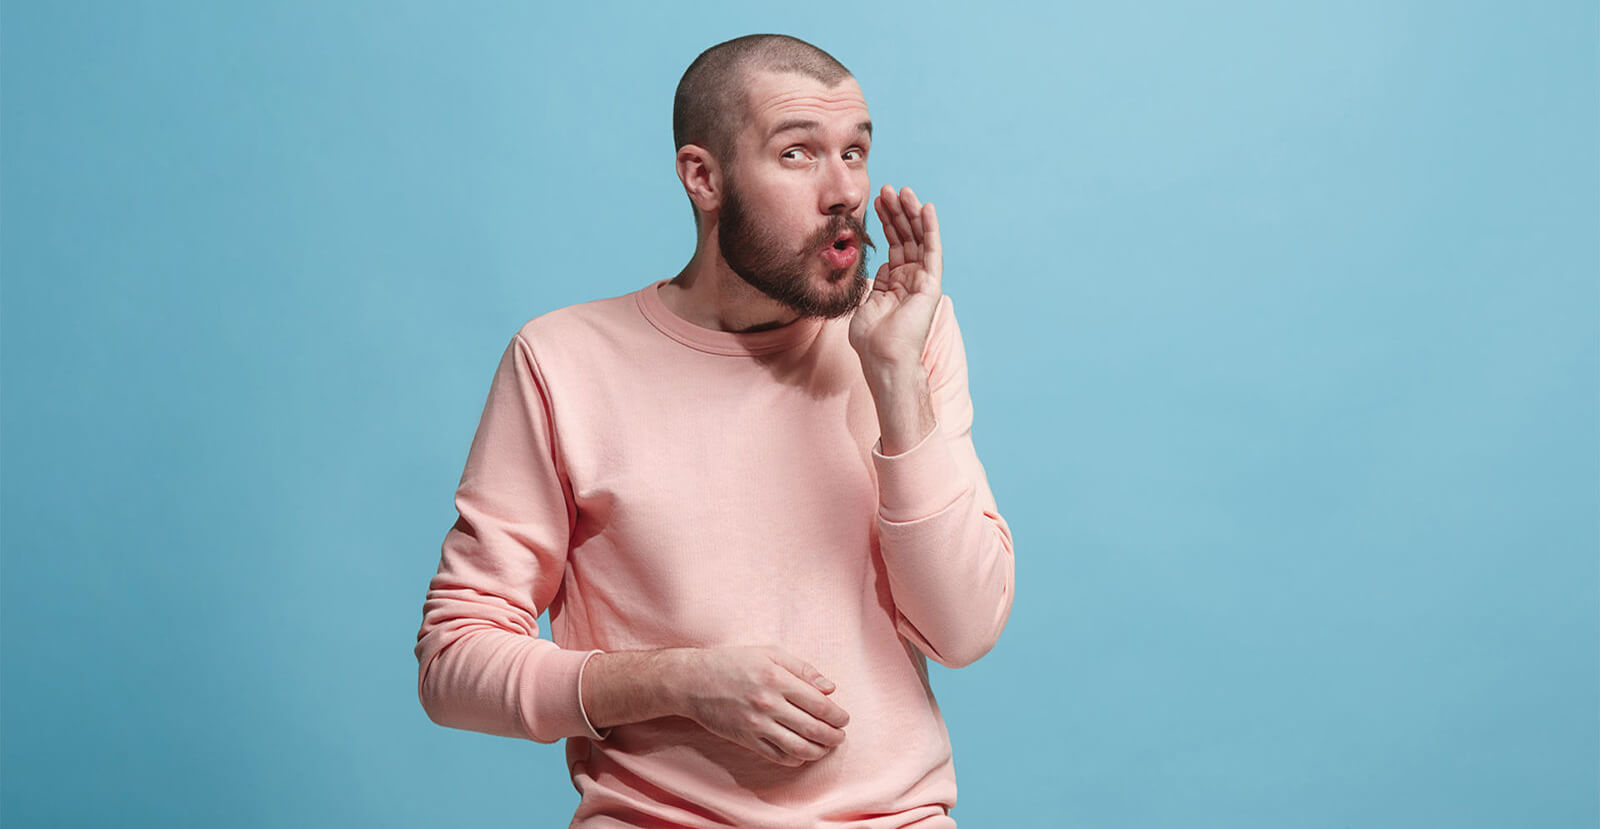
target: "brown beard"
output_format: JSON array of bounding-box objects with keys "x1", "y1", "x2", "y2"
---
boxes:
[{"x1": 718, "y1": 176, "x2": 875, "y2": 320}]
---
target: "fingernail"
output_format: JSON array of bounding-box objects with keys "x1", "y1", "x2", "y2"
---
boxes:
[{"x1": 813, "y1": 675, "x2": 835, "y2": 690}]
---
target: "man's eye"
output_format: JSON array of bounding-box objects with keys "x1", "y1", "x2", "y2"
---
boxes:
[
  {"x1": 782, "y1": 149, "x2": 807, "y2": 161},
  {"x1": 845, "y1": 149, "x2": 865, "y2": 161}
]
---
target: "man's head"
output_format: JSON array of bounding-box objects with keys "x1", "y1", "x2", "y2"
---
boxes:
[{"x1": 673, "y1": 34, "x2": 876, "y2": 319}]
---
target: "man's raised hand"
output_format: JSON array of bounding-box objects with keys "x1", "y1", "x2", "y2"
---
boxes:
[{"x1": 848, "y1": 184, "x2": 943, "y2": 372}]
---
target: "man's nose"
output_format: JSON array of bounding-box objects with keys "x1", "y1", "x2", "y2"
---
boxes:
[{"x1": 820, "y1": 156, "x2": 863, "y2": 216}]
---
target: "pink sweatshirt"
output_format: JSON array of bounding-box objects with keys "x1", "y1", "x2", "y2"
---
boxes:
[{"x1": 415, "y1": 278, "x2": 1015, "y2": 827}]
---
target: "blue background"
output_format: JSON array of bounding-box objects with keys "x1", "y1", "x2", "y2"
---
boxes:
[{"x1": 3, "y1": 1, "x2": 1596, "y2": 826}]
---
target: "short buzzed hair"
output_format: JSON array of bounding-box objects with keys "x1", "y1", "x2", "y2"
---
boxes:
[{"x1": 673, "y1": 34, "x2": 853, "y2": 229}]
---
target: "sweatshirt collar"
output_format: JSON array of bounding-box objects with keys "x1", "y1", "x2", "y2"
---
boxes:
[{"x1": 636, "y1": 279, "x2": 825, "y2": 356}]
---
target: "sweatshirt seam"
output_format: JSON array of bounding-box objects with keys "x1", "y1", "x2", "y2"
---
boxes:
[{"x1": 515, "y1": 333, "x2": 581, "y2": 539}]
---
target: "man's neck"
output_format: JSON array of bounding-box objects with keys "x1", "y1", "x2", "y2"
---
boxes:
[{"x1": 659, "y1": 240, "x2": 802, "y2": 334}]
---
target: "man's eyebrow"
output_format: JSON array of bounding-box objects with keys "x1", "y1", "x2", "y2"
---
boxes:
[{"x1": 767, "y1": 119, "x2": 874, "y2": 141}]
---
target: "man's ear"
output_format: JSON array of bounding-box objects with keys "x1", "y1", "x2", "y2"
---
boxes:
[{"x1": 676, "y1": 144, "x2": 722, "y2": 216}]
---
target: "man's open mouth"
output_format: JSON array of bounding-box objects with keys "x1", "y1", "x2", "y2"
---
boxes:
[{"x1": 822, "y1": 234, "x2": 858, "y2": 268}]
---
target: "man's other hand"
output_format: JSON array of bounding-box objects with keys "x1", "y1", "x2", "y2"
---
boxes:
[{"x1": 678, "y1": 645, "x2": 851, "y2": 767}]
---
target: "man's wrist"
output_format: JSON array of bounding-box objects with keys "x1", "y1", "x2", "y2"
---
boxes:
[
  {"x1": 581, "y1": 647, "x2": 701, "y2": 731},
  {"x1": 658, "y1": 647, "x2": 702, "y2": 722},
  {"x1": 863, "y1": 362, "x2": 937, "y2": 457},
  {"x1": 859, "y1": 356, "x2": 922, "y2": 392}
]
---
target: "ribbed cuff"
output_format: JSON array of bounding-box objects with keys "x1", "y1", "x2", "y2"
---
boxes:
[
  {"x1": 870, "y1": 420, "x2": 969, "y2": 522},
  {"x1": 576, "y1": 649, "x2": 612, "y2": 741},
  {"x1": 522, "y1": 646, "x2": 611, "y2": 743}
]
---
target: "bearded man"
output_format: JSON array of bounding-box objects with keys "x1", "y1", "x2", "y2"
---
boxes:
[{"x1": 415, "y1": 33, "x2": 1015, "y2": 828}]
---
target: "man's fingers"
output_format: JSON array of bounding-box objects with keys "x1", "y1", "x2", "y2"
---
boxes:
[
  {"x1": 755, "y1": 736, "x2": 802, "y2": 766},
  {"x1": 875, "y1": 193, "x2": 906, "y2": 270},
  {"x1": 900, "y1": 186, "x2": 925, "y2": 244},
  {"x1": 777, "y1": 698, "x2": 847, "y2": 747},
  {"x1": 765, "y1": 648, "x2": 834, "y2": 692},
  {"x1": 764, "y1": 718, "x2": 833, "y2": 764},
  {"x1": 882, "y1": 186, "x2": 921, "y2": 264},
  {"x1": 872, "y1": 194, "x2": 895, "y2": 240},
  {"x1": 754, "y1": 699, "x2": 844, "y2": 765},
  {"x1": 876, "y1": 197, "x2": 902, "y2": 257},
  {"x1": 764, "y1": 647, "x2": 850, "y2": 729},
  {"x1": 784, "y1": 682, "x2": 852, "y2": 730},
  {"x1": 921, "y1": 202, "x2": 940, "y2": 263}
]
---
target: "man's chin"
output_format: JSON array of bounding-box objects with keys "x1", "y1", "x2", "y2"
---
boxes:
[
  {"x1": 814, "y1": 272, "x2": 870, "y2": 319},
  {"x1": 726, "y1": 258, "x2": 868, "y2": 320}
]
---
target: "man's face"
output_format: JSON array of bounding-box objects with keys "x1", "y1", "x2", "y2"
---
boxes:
[{"x1": 716, "y1": 70, "x2": 875, "y2": 320}]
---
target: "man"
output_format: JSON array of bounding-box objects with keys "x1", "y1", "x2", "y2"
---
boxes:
[{"x1": 415, "y1": 34, "x2": 1015, "y2": 828}]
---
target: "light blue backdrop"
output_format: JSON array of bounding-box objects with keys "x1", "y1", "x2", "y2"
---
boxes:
[{"x1": 3, "y1": 1, "x2": 1595, "y2": 826}]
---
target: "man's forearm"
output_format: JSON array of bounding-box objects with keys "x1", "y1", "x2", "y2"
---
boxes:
[
  {"x1": 580, "y1": 648, "x2": 694, "y2": 731},
  {"x1": 863, "y1": 360, "x2": 937, "y2": 456}
]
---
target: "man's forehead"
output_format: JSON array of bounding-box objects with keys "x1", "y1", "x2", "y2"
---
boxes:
[{"x1": 743, "y1": 70, "x2": 870, "y2": 136}]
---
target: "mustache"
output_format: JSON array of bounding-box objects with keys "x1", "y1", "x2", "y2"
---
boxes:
[{"x1": 814, "y1": 214, "x2": 877, "y2": 252}]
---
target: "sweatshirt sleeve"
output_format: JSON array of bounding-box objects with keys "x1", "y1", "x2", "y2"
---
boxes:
[
  {"x1": 870, "y1": 294, "x2": 1016, "y2": 669},
  {"x1": 414, "y1": 332, "x2": 612, "y2": 744}
]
